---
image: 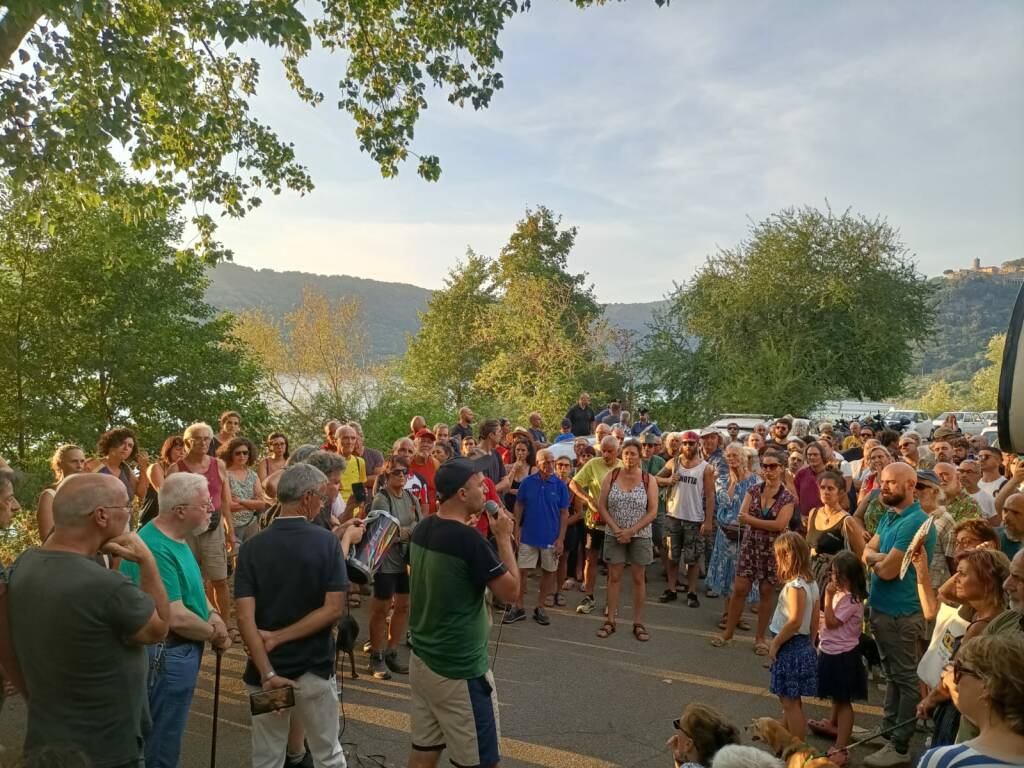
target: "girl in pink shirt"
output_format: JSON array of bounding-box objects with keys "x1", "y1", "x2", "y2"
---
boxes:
[{"x1": 810, "y1": 550, "x2": 868, "y2": 765}]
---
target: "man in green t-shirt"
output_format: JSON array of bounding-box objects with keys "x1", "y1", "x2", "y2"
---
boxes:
[
  {"x1": 121, "y1": 473, "x2": 231, "y2": 768},
  {"x1": 569, "y1": 436, "x2": 623, "y2": 615},
  {"x1": 408, "y1": 458, "x2": 519, "y2": 768}
]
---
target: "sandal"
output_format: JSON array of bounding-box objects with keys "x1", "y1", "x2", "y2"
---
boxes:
[
  {"x1": 561, "y1": 578, "x2": 576, "y2": 591},
  {"x1": 543, "y1": 595, "x2": 554, "y2": 608},
  {"x1": 596, "y1": 621, "x2": 616, "y2": 639},
  {"x1": 633, "y1": 623, "x2": 650, "y2": 642},
  {"x1": 753, "y1": 641, "x2": 770, "y2": 656},
  {"x1": 710, "y1": 636, "x2": 733, "y2": 648},
  {"x1": 826, "y1": 748, "x2": 849, "y2": 767},
  {"x1": 348, "y1": 594, "x2": 361, "y2": 609},
  {"x1": 809, "y1": 719, "x2": 838, "y2": 737},
  {"x1": 554, "y1": 593, "x2": 567, "y2": 607},
  {"x1": 738, "y1": 619, "x2": 751, "y2": 631}
]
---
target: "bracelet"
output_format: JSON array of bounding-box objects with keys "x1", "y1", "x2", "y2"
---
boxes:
[{"x1": 261, "y1": 669, "x2": 277, "y2": 682}]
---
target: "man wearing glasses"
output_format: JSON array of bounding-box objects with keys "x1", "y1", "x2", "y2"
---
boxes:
[
  {"x1": 166, "y1": 422, "x2": 234, "y2": 616},
  {"x1": 8, "y1": 473, "x2": 169, "y2": 768},
  {"x1": 120, "y1": 472, "x2": 231, "y2": 768},
  {"x1": 505, "y1": 449, "x2": 569, "y2": 626},
  {"x1": 236, "y1": 463, "x2": 365, "y2": 768}
]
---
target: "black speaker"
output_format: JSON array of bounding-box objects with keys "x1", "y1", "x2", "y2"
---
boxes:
[{"x1": 998, "y1": 282, "x2": 1024, "y2": 453}]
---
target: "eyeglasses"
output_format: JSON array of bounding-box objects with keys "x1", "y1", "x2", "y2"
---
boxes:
[
  {"x1": 178, "y1": 499, "x2": 214, "y2": 511},
  {"x1": 951, "y1": 660, "x2": 979, "y2": 684}
]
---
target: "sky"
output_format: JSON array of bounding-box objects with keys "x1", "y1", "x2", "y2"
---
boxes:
[{"x1": 212, "y1": 1, "x2": 1024, "y2": 304}]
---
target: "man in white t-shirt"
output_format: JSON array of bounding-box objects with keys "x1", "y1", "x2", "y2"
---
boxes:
[{"x1": 977, "y1": 447, "x2": 1008, "y2": 497}]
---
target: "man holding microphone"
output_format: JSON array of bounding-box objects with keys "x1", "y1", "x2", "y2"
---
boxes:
[{"x1": 407, "y1": 457, "x2": 520, "y2": 768}]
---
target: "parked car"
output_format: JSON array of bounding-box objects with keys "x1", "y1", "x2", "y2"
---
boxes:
[
  {"x1": 883, "y1": 409, "x2": 931, "y2": 434},
  {"x1": 929, "y1": 411, "x2": 988, "y2": 438},
  {"x1": 980, "y1": 425, "x2": 999, "y2": 447},
  {"x1": 548, "y1": 435, "x2": 595, "y2": 461},
  {"x1": 980, "y1": 410, "x2": 997, "y2": 426},
  {"x1": 706, "y1": 413, "x2": 773, "y2": 439}
]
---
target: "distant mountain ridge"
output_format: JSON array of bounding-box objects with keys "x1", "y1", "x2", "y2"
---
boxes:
[
  {"x1": 205, "y1": 262, "x2": 1020, "y2": 378},
  {"x1": 205, "y1": 262, "x2": 665, "y2": 359}
]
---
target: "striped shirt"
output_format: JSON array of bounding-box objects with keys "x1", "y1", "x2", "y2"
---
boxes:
[{"x1": 916, "y1": 744, "x2": 1022, "y2": 768}]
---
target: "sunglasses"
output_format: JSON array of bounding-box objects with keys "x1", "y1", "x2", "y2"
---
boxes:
[
  {"x1": 234, "y1": 450, "x2": 249, "y2": 456},
  {"x1": 680, "y1": 441, "x2": 697, "y2": 446},
  {"x1": 761, "y1": 462, "x2": 782, "y2": 470},
  {"x1": 671, "y1": 719, "x2": 692, "y2": 740},
  {"x1": 389, "y1": 468, "x2": 409, "y2": 477}
]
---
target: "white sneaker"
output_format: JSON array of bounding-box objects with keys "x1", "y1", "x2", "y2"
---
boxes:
[{"x1": 863, "y1": 744, "x2": 910, "y2": 768}]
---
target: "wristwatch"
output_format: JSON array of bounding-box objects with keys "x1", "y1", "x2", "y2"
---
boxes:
[{"x1": 262, "y1": 669, "x2": 277, "y2": 682}]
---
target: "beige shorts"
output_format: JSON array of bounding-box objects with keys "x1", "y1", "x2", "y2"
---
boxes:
[
  {"x1": 189, "y1": 519, "x2": 227, "y2": 582},
  {"x1": 410, "y1": 653, "x2": 500, "y2": 767},
  {"x1": 516, "y1": 542, "x2": 559, "y2": 572}
]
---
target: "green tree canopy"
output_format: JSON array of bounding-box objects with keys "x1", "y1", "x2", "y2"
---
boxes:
[
  {"x1": 649, "y1": 205, "x2": 936, "y2": 418},
  {"x1": 1, "y1": 1, "x2": 665, "y2": 258},
  {"x1": 0, "y1": 177, "x2": 268, "y2": 459}
]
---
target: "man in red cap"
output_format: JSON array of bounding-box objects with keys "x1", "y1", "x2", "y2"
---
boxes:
[
  {"x1": 656, "y1": 430, "x2": 715, "y2": 607},
  {"x1": 411, "y1": 428, "x2": 440, "y2": 514}
]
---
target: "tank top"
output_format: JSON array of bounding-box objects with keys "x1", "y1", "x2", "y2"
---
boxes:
[
  {"x1": 178, "y1": 457, "x2": 223, "y2": 531},
  {"x1": 608, "y1": 475, "x2": 651, "y2": 538},
  {"x1": 667, "y1": 460, "x2": 708, "y2": 522},
  {"x1": 807, "y1": 510, "x2": 847, "y2": 555}
]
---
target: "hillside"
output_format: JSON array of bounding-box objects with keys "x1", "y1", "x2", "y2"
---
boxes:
[{"x1": 205, "y1": 262, "x2": 1021, "y2": 375}]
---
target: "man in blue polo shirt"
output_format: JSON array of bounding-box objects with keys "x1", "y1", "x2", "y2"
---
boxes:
[
  {"x1": 862, "y1": 462, "x2": 936, "y2": 768},
  {"x1": 505, "y1": 449, "x2": 569, "y2": 626}
]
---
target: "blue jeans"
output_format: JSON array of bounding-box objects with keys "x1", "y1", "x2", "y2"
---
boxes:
[{"x1": 145, "y1": 641, "x2": 203, "y2": 768}]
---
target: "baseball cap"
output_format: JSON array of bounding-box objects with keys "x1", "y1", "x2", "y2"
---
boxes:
[
  {"x1": 916, "y1": 469, "x2": 941, "y2": 489},
  {"x1": 435, "y1": 457, "x2": 480, "y2": 502},
  {"x1": 931, "y1": 427, "x2": 955, "y2": 441},
  {"x1": 560, "y1": 418, "x2": 572, "y2": 429},
  {"x1": 680, "y1": 430, "x2": 700, "y2": 441},
  {"x1": 414, "y1": 428, "x2": 435, "y2": 441},
  {"x1": 699, "y1": 427, "x2": 720, "y2": 438},
  {"x1": 640, "y1": 432, "x2": 662, "y2": 446}
]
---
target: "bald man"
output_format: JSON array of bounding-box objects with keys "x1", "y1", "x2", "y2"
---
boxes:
[
  {"x1": 8, "y1": 473, "x2": 170, "y2": 767},
  {"x1": 861, "y1": 462, "x2": 936, "y2": 767}
]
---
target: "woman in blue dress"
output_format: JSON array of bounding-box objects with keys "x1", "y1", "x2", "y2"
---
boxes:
[{"x1": 706, "y1": 442, "x2": 760, "y2": 630}]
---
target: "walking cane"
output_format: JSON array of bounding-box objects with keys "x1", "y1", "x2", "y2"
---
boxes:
[{"x1": 211, "y1": 649, "x2": 223, "y2": 768}]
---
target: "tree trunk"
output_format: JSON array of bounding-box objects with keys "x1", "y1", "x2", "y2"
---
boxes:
[{"x1": 0, "y1": 3, "x2": 44, "y2": 69}]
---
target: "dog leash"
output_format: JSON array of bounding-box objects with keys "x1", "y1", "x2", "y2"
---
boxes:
[{"x1": 835, "y1": 716, "x2": 920, "y2": 753}]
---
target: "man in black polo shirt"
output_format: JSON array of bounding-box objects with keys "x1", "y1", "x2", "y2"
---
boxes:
[
  {"x1": 236, "y1": 463, "x2": 364, "y2": 768},
  {"x1": 565, "y1": 392, "x2": 595, "y2": 437}
]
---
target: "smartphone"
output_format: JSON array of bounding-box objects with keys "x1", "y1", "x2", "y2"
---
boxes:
[
  {"x1": 249, "y1": 686, "x2": 295, "y2": 716},
  {"x1": 351, "y1": 481, "x2": 367, "y2": 503}
]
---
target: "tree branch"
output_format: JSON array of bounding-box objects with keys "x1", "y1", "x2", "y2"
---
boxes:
[{"x1": 0, "y1": 3, "x2": 44, "y2": 69}]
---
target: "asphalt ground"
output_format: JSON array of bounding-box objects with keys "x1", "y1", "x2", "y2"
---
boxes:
[{"x1": 1, "y1": 568, "x2": 928, "y2": 768}]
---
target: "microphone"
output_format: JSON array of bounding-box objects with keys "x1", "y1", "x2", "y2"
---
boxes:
[{"x1": 484, "y1": 500, "x2": 501, "y2": 519}]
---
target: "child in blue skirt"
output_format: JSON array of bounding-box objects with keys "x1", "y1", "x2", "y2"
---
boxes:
[{"x1": 768, "y1": 531, "x2": 820, "y2": 741}]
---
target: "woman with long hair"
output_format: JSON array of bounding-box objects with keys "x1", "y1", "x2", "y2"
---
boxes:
[
  {"x1": 503, "y1": 437, "x2": 536, "y2": 510},
  {"x1": 138, "y1": 435, "x2": 185, "y2": 526},
  {"x1": 256, "y1": 432, "x2": 289, "y2": 482},
  {"x1": 95, "y1": 427, "x2": 149, "y2": 506},
  {"x1": 667, "y1": 703, "x2": 740, "y2": 768},
  {"x1": 713, "y1": 450, "x2": 796, "y2": 654},
  {"x1": 218, "y1": 436, "x2": 268, "y2": 546},
  {"x1": 36, "y1": 444, "x2": 86, "y2": 539},
  {"x1": 853, "y1": 445, "x2": 895, "y2": 536},
  {"x1": 706, "y1": 442, "x2": 762, "y2": 630}
]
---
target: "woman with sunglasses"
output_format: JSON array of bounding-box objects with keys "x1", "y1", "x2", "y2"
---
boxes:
[
  {"x1": 257, "y1": 432, "x2": 289, "y2": 483},
  {"x1": 666, "y1": 703, "x2": 740, "y2": 768},
  {"x1": 368, "y1": 454, "x2": 422, "y2": 679},
  {"x1": 218, "y1": 436, "x2": 269, "y2": 546},
  {"x1": 713, "y1": 450, "x2": 795, "y2": 654},
  {"x1": 918, "y1": 634, "x2": 1024, "y2": 768}
]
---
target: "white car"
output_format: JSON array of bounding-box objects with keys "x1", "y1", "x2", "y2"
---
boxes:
[
  {"x1": 706, "y1": 413, "x2": 773, "y2": 438},
  {"x1": 980, "y1": 425, "x2": 999, "y2": 447},
  {"x1": 930, "y1": 411, "x2": 988, "y2": 437},
  {"x1": 884, "y1": 409, "x2": 932, "y2": 436},
  {"x1": 547, "y1": 436, "x2": 594, "y2": 461},
  {"x1": 980, "y1": 411, "x2": 997, "y2": 426}
]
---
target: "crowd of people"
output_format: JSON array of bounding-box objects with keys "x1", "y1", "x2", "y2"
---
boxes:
[{"x1": 0, "y1": 399, "x2": 1022, "y2": 768}]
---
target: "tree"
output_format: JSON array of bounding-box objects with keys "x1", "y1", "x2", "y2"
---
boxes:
[
  {"x1": 0, "y1": 177, "x2": 267, "y2": 459},
  {"x1": 233, "y1": 287, "x2": 372, "y2": 436},
  {"x1": 970, "y1": 333, "x2": 1004, "y2": 410},
  {"x1": 1, "y1": 1, "x2": 666, "y2": 258},
  {"x1": 402, "y1": 252, "x2": 496, "y2": 409},
  {"x1": 650, "y1": 206, "x2": 936, "y2": 416}
]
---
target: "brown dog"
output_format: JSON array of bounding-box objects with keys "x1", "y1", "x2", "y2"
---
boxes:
[{"x1": 747, "y1": 717, "x2": 839, "y2": 768}]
